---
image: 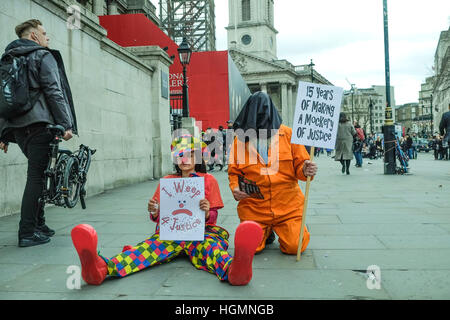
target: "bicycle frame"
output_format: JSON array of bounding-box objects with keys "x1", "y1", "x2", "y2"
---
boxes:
[
  {"x1": 38, "y1": 125, "x2": 96, "y2": 210},
  {"x1": 395, "y1": 136, "x2": 409, "y2": 174},
  {"x1": 39, "y1": 126, "x2": 67, "y2": 209}
]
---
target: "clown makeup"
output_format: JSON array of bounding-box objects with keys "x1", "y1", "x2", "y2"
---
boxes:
[{"x1": 177, "y1": 151, "x2": 196, "y2": 177}]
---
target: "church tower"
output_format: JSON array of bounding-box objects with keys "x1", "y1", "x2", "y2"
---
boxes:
[{"x1": 227, "y1": 0, "x2": 278, "y2": 61}]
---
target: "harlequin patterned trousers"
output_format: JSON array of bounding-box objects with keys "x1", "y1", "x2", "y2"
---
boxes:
[{"x1": 100, "y1": 225, "x2": 232, "y2": 281}]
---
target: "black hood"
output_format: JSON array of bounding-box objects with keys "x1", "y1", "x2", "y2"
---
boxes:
[
  {"x1": 3, "y1": 39, "x2": 46, "y2": 58},
  {"x1": 233, "y1": 91, "x2": 282, "y2": 140}
]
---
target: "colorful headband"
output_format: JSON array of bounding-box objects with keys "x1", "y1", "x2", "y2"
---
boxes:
[{"x1": 171, "y1": 134, "x2": 207, "y2": 157}]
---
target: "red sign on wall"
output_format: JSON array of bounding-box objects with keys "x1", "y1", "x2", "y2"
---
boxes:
[{"x1": 99, "y1": 14, "x2": 250, "y2": 131}]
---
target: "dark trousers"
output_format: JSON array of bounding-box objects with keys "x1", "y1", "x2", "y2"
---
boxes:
[{"x1": 13, "y1": 124, "x2": 53, "y2": 238}]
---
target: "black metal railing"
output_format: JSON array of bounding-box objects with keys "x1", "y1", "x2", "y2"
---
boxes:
[{"x1": 170, "y1": 93, "x2": 183, "y2": 132}]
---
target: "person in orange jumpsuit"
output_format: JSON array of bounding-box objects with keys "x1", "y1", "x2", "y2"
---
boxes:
[{"x1": 228, "y1": 91, "x2": 317, "y2": 254}]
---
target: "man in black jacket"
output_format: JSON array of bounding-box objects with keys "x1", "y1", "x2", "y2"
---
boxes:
[
  {"x1": 0, "y1": 19, "x2": 78, "y2": 247},
  {"x1": 439, "y1": 103, "x2": 450, "y2": 160}
]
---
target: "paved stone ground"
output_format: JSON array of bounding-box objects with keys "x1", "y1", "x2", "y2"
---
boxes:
[{"x1": 0, "y1": 152, "x2": 449, "y2": 300}]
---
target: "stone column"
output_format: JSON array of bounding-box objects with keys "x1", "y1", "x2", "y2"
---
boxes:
[
  {"x1": 287, "y1": 83, "x2": 293, "y2": 127},
  {"x1": 107, "y1": 0, "x2": 119, "y2": 15},
  {"x1": 126, "y1": 46, "x2": 174, "y2": 178},
  {"x1": 260, "y1": 82, "x2": 267, "y2": 93},
  {"x1": 93, "y1": 0, "x2": 104, "y2": 16},
  {"x1": 292, "y1": 85, "x2": 298, "y2": 124},
  {"x1": 281, "y1": 82, "x2": 288, "y2": 125}
]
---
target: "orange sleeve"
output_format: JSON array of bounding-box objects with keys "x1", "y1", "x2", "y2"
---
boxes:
[
  {"x1": 205, "y1": 174, "x2": 224, "y2": 209},
  {"x1": 227, "y1": 137, "x2": 240, "y2": 192},
  {"x1": 292, "y1": 143, "x2": 313, "y2": 181},
  {"x1": 152, "y1": 183, "x2": 161, "y2": 202}
]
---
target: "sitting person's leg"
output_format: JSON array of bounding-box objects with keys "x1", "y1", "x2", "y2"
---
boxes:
[
  {"x1": 186, "y1": 225, "x2": 232, "y2": 281},
  {"x1": 227, "y1": 221, "x2": 263, "y2": 285},
  {"x1": 71, "y1": 224, "x2": 184, "y2": 285},
  {"x1": 273, "y1": 213, "x2": 310, "y2": 255},
  {"x1": 102, "y1": 233, "x2": 184, "y2": 278},
  {"x1": 185, "y1": 222, "x2": 263, "y2": 286}
]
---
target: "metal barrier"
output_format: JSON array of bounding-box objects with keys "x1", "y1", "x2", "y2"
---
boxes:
[{"x1": 170, "y1": 94, "x2": 183, "y2": 132}]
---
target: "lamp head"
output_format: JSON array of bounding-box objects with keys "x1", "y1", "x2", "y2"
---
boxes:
[{"x1": 177, "y1": 37, "x2": 192, "y2": 66}]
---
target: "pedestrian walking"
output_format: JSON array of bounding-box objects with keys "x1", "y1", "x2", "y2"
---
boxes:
[
  {"x1": 432, "y1": 135, "x2": 440, "y2": 160},
  {"x1": 353, "y1": 122, "x2": 364, "y2": 167},
  {"x1": 367, "y1": 134, "x2": 376, "y2": 159},
  {"x1": 0, "y1": 19, "x2": 77, "y2": 247},
  {"x1": 376, "y1": 136, "x2": 383, "y2": 158},
  {"x1": 405, "y1": 134, "x2": 414, "y2": 160},
  {"x1": 218, "y1": 125, "x2": 226, "y2": 168},
  {"x1": 204, "y1": 127, "x2": 223, "y2": 171},
  {"x1": 314, "y1": 147, "x2": 321, "y2": 158},
  {"x1": 224, "y1": 120, "x2": 234, "y2": 167},
  {"x1": 335, "y1": 113, "x2": 356, "y2": 175},
  {"x1": 227, "y1": 91, "x2": 317, "y2": 255},
  {"x1": 439, "y1": 136, "x2": 445, "y2": 160},
  {"x1": 439, "y1": 103, "x2": 450, "y2": 160},
  {"x1": 71, "y1": 135, "x2": 263, "y2": 286}
]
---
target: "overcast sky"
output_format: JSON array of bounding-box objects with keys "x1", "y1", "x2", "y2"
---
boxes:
[{"x1": 213, "y1": 0, "x2": 450, "y2": 106}]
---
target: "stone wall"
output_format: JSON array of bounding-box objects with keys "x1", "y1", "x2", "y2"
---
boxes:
[{"x1": 0, "y1": 0, "x2": 173, "y2": 217}]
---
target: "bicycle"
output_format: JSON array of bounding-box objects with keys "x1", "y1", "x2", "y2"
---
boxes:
[
  {"x1": 38, "y1": 124, "x2": 96, "y2": 211},
  {"x1": 394, "y1": 136, "x2": 409, "y2": 175}
]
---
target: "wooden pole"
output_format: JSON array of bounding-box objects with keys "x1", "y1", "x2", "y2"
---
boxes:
[{"x1": 296, "y1": 146, "x2": 315, "y2": 261}]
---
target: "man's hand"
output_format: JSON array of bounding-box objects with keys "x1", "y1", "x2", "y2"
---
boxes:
[
  {"x1": 232, "y1": 187, "x2": 250, "y2": 201},
  {"x1": 63, "y1": 129, "x2": 73, "y2": 141},
  {"x1": 199, "y1": 199, "x2": 210, "y2": 220},
  {"x1": 302, "y1": 160, "x2": 318, "y2": 177},
  {"x1": 148, "y1": 199, "x2": 159, "y2": 218},
  {"x1": 0, "y1": 142, "x2": 8, "y2": 154}
]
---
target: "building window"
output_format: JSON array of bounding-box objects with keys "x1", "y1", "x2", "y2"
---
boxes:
[{"x1": 242, "y1": 0, "x2": 251, "y2": 21}]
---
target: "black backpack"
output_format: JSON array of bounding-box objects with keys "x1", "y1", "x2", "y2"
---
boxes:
[{"x1": 0, "y1": 48, "x2": 43, "y2": 119}]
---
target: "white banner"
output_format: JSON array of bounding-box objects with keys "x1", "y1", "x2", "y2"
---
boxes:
[
  {"x1": 291, "y1": 81, "x2": 343, "y2": 149},
  {"x1": 159, "y1": 177, "x2": 205, "y2": 241}
]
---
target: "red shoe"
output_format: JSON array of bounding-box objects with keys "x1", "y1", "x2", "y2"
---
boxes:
[
  {"x1": 228, "y1": 221, "x2": 263, "y2": 286},
  {"x1": 71, "y1": 224, "x2": 108, "y2": 285},
  {"x1": 122, "y1": 245, "x2": 133, "y2": 252}
]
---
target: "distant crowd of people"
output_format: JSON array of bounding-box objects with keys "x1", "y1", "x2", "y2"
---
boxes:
[{"x1": 200, "y1": 121, "x2": 234, "y2": 172}]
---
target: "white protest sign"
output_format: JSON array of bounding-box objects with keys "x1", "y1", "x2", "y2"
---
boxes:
[
  {"x1": 159, "y1": 177, "x2": 205, "y2": 241},
  {"x1": 291, "y1": 81, "x2": 343, "y2": 149}
]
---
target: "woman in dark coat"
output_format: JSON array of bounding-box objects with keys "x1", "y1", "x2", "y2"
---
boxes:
[{"x1": 334, "y1": 113, "x2": 356, "y2": 174}]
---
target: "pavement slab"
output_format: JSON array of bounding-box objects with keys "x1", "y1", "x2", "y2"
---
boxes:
[{"x1": 0, "y1": 152, "x2": 449, "y2": 299}]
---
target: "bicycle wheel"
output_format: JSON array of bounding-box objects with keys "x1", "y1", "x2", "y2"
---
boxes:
[
  {"x1": 54, "y1": 153, "x2": 70, "y2": 206},
  {"x1": 63, "y1": 157, "x2": 81, "y2": 208}
]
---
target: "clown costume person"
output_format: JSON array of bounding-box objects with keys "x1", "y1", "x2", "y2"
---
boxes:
[{"x1": 71, "y1": 135, "x2": 263, "y2": 286}]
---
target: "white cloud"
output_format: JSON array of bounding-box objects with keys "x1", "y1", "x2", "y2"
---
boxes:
[{"x1": 214, "y1": 0, "x2": 450, "y2": 105}]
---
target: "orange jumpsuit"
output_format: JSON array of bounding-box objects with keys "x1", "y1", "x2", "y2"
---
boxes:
[{"x1": 228, "y1": 125, "x2": 312, "y2": 254}]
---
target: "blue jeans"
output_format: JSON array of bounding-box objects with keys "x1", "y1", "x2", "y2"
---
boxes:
[
  {"x1": 407, "y1": 148, "x2": 414, "y2": 160},
  {"x1": 354, "y1": 151, "x2": 363, "y2": 166}
]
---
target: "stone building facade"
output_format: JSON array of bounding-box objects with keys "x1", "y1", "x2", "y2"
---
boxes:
[
  {"x1": 0, "y1": 0, "x2": 173, "y2": 217},
  {"x1": 395, "y1": 103, "x2": 422, "y2": 136},
  {"x1": 418, "y1": 76, "x2": 434, "y2": 137},
  {"x1": 226, "y1": 0, "x2": 332, "y2": 127},
  {"x1": 342, "y1": 88, "x2": 382, "y2": 134},
  {"x1": 341, "y1": 85, "x2": 395, "y2": 134},
  {"x1": 432, "y1": 27, "x2": 450, "y2": 134},
  {"x1": 74, "y1": 0, "x2": 160, "y2": 25}
]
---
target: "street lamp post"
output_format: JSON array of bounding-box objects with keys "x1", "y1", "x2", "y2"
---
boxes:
[
  {"x1": 430, "y1": 94, "x2": 433, "y2": 135},
  {"x1": 369, "y1": 98, "x2": 374, "y2": 134},
  {"x1": 421, "y1": 104, "x2": 425, "y2": 138},
  {"x1": 350, "y1": 84, "x2": 355, "y2": 123},
  {"x1": 177, "y1": 37, "x2": 192, "y2": 118},
  {"x1": 382, "y1": 0, "x2": 396, "y2": 174}
]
